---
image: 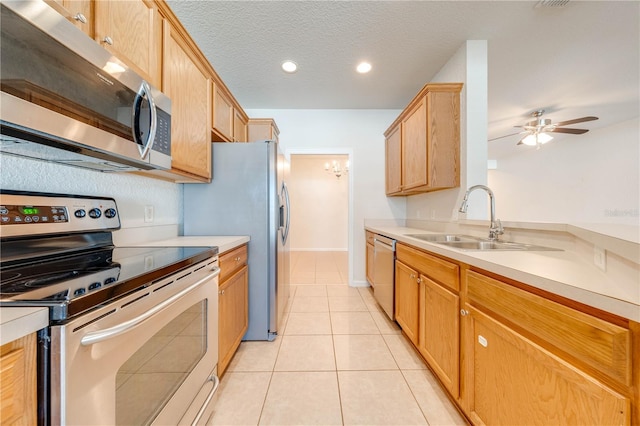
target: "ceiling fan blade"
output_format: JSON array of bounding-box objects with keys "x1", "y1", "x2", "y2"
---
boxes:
[
  {"x1": 516, "y1": 135, "x2": 528, "y2": 145},
  {"x1": 550, "y1": 127, "x2": 589, "y2": 134},
  {"x1": 554, "y1": 116, "x2": 599, "y2": 126},
  {"x1": 489, "y1": 131, "x2": 526, "y2": 141}
]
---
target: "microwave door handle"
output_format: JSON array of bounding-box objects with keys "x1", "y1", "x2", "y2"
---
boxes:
[
  {"x1": 80, "y1": 267, "x2": 220, "y2": 346},
  {"x1": 132, "y1": 80, "x2": 158, "y2": 159}
]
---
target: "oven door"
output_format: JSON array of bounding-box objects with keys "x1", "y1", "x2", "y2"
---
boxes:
[{"x1": 50, "y1": 258, "x2": 219, "y2": 425}]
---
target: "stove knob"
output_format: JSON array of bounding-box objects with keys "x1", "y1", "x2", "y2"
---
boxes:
[
  {"x1": 74, "y1": 287, "x2": 86, "y2": 297},
  {"x1": 88, "y1": 208, "x2": 102, "y2": 219},
  {"x1": 75, "y1": 209, "x2": 86, "y2": 218},
  {"x1": 104, "y1": 208, "x2": 117, "y2": 219}
]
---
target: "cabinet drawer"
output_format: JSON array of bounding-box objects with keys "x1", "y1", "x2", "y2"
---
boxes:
[
  {"x1": 466, "y1": 270, "x2": 631, "y2": 386},
  {"x1": 396, "y1": 243, "x2": 459, "y2": 291},
  {"x1": 219, "y1": 244, "x2": 248, "y2": 284},
  {"x1": 366, "y1": 231, "x2": 376, "y2": 245}
]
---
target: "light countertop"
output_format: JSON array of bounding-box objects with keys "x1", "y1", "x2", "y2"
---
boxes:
[
  {"x1": 131, "y1": 235, "x2": 250, "y2": 254},
  {"x1": 0, "y1": 307, "x2": 49, "y2": 345},
  {"x1": 366, "y1": 225, "x2": 640, "y2": 322}
]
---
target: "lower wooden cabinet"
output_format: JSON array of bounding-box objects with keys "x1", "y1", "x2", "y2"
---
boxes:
[
  {"x1": 464, "y1": 306, "x2": 629, "y2": 425},
  {"x1": 418, "y1": 275, "x2": 460, "y2": 398},
  {"x1": 218, "y1": 244, "x2": 249, "y2": 376},
  {"x1": 365, "y1": 231, "x2": 375, "y2": 286},
  {"x1": 394, "y1": 260, "x2": 420, "y2": 345},
  {"x1": 1, "y1": 333, "x2": 37, "y2": 425},
  {"x1": 385, "y1": 237, "x2": 638, "y2": 425}
]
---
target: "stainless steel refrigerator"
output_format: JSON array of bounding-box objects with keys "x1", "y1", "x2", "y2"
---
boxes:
[{"x1": 183, "y1": 141, "x2": 290, "y2": 341}]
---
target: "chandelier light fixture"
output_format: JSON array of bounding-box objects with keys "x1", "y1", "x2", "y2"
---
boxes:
[{"x1": 324, "y1": 160, "x2": 349, "y2": 179}]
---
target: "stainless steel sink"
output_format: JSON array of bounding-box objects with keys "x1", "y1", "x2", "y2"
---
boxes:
[
  {"x1": 405, "y1": 234, "x2": 479, "y2": 243},
  {"x1": 405, "y1": 233, "x2": 561, "y2": 251}
]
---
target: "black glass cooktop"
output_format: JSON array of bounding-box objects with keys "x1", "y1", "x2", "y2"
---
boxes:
[{"x1": 0, "y1": 245, "x2": 216, "y2": 322}]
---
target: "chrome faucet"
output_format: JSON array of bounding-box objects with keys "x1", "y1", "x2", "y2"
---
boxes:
[{"x1": 459, "y1": 185, "x2": 504, "y2": 240}]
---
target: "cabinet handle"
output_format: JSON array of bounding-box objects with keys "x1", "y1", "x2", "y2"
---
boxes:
[
  {"x1": 74, "y1": 13, "x2": 87, "y2": 24},
  {"x1": 235, "y1": 257, "x2": 241, "y2": 262},
  {"x1": 410, "y1": 274, "x2": 415, "y2": 279},
  {"x1": 219, "y1": 289, "x2": 225, "y2": 295},
  {"x1": 417, "y1": 278, "x2": 421, "y2": 283},
  {"x1": 103, "y1": 36, "x2": 114, "y2": 46},
  {"x1": 460, "y1": 309, "x2": 469, "y2": 316}
]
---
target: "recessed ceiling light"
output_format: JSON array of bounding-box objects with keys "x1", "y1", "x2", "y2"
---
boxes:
[
  {"x1": 281, "y1": 60, "x2": 297, "y2": 73},
  {"x1": 356, "y1": 62, "x2": 372, "y2": 74}
]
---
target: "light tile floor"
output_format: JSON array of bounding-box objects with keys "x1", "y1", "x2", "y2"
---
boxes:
[{"x1": 206, "y1": 251, "x2": 467, "y2": 425}]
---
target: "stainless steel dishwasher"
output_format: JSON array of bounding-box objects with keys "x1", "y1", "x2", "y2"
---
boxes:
[{"x1": 373, "y1": 234, "x2": 396, "y2": 319}]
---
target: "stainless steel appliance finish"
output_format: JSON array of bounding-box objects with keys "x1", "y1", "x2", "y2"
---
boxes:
[
  {"x1": 0, "y1": 1, "x2": 171, "y2": 172},
  {"x1": 373, "y1": 234, "x2": 396, "y2": 320},
  {"x1": 0, "y1": 191, "x2": 219, "y2": 425},
  {"x1": 183, "y1": 141, "x2": 291, "y2": 341}
]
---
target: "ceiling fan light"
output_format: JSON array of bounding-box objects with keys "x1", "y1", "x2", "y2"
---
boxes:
[
  {"x1": 538, "y1": 133, "x2": 554, "y2": 144},
  {"x1": 522, "y1": 132, "x2": 553, "y2": 146}
]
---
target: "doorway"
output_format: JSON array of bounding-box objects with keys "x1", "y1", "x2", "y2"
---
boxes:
[{"x1": 287, "y1": 154, "x2": 350, "y2": 286}]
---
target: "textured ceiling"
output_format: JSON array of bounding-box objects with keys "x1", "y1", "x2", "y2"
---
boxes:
[{"x1": 166, "y1": 1, "x2": 639, "y2": 155}]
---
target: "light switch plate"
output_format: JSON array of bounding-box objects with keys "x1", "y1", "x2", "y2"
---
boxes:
[{"x1": 144, "y1": 205, "x2": 154, "y2": 223}]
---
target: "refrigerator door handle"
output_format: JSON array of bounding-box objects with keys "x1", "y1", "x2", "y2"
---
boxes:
[{"x1": 281, "y1": 182, "x2": 291, "y2": 245}]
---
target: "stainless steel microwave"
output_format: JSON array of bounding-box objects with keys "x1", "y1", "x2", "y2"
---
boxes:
[{"x1": 0, "y1": 0, "x2": 171, "y2": 172}]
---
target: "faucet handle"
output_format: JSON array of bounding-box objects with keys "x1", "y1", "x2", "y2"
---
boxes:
[{"x1": 496, "y1": 219, "x2": 504, "y2": 235}]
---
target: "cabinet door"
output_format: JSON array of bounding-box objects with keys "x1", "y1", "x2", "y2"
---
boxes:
[
  {"x1": 419, "y1": 275, "x2": 460, "y2": 398},
  {"x1": 248, "y1": 119, "x2": 279, "y2": 143},
  {"x1": 385, "y1": 124, "x2": 402, "y2": 195},
  {"x1": 163, "y1": 22, "x2": 211, "y2": 180},
  {"x1": 94, "y1": 0, "x2": 160, "y2": 86},
  {"x1": 218, "y1": 265, "x2": 249, "y2": 375},
  {"x1": 401, "y1": 97, "x2": 427, "y2": 190},
  {"x1": 394, "y1": 260, "x2": 420, "y2": 345},
  {"x1": 464, "y1": 306, "x2": 629, "y2": 426},
  {"x1": 212, "y1": 83, "x2": 234, "y2": 142},
  {"x1": 0, "y1": 334, "x2": 37, "y2": 425},
  {"x1": 54, "y1": 0, "x2": 93, "y2": 36},
  {"x1": 366, "y1": 242, "x2": 375, "y2": 285},
  {"x1": 233, "y1": 109, "x2": 248, "y2": 142}
]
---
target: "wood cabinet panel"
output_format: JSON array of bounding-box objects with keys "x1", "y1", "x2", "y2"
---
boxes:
[
  {"x1": 0, "y1": 333, "x2": 37, "y2": 425},
  {"x1": 402, "y1": 97, "x2": 428, "y2": 190},
  {"x1": 233, "y1": 108, "x2": 248, "y2": 142},
  {"x1": 94, "y1": 0, "x2": 161, "y2": 86},
  {"x1": 211, "y1": 82, "x2": 234, "y2": 142},
  {"x1": 366, "y1": 242, "x2": 375, "y2": 286},
  {"x1": 385, "y1": 124, "x2": 402, "y2": 195},
  {"x1": 219, "y1": 244, "x2": 248, "y2": 283},
  {"x1": 465, "y1": 306, "x2": 629, "y2": 426},
  {"x1": 395, "y1": 260, "x2": 420, "y2": 345},
  {"x1": 218, "y1": 265, "x2": 249, "y2": 376},
  {"x1": 248, "y1": 118, "x2": 280, "y2": 143},
  {"x1": 396, "y1": 243, "x2": 459, "y2": 291},
  {"x1": 419, "y1": 275, "x2": 460, "y2": 398},
  {"x1": 162, "y1": 22, "x2": 211, "y2": 180},
  {"x1": 51, "y1": 0, "x2": 94, "y2": 36},
  {"x1": 466, "y1": 269, "x2": 631, "y2": 386}
]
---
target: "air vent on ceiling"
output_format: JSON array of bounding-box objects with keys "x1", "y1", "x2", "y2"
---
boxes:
[{"x1": 535, "y1": 0, "x2": 570, "y2": 7}]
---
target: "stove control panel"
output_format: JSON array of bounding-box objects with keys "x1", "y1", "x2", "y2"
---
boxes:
[{"x1": 0, "y1": 191, "x2": 120, "y2": 238}]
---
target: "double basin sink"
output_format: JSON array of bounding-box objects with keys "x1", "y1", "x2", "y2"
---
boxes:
[{"x1": 405, "y1": 234, "x2": 562, "y2": 251}]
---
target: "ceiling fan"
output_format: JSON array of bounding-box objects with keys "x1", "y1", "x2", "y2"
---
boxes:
[{"x1": 491, "y1": 110, "x2": 599, "y2": 147}]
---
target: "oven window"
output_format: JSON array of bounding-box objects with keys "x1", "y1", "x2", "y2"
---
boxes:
[{"x1": 115, "y1": 300, "x2": 207, "y2": 425}]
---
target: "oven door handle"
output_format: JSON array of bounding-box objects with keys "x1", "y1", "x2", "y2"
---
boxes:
[{"x1": 80, "y1": 267, "x2": 220, "y2": 346}]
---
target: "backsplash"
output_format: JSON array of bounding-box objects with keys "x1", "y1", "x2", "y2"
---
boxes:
[{"x1": 0, "y1": 155, "x2": 181, "y2": 230}]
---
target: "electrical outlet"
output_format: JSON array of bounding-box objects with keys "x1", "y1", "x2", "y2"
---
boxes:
[
  {"x1": 144, "y1": 205, "x2": 154, "y2": 223},
  {"x1": 593, "y1": 246, "x2": 606, "y2": 271}
]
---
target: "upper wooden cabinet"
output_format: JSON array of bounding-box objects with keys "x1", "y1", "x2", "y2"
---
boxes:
[
  {"x1": 94, "y1": 0, "x2": 161, "y2": 87},
  {"x1": 160, "y1": 18, "x2": 211, "y2": 181},
  {"x1": 384, "y1": 83, "x2": 462, "y2": 196},
  {"x1": 212, "y1": 82, "x2": 248, "y2": 143},
  {"x1": 248, "y1": 118, "x2": 280, "y2": 143},
  {"x1": 50, "y1": 0, "x2": 94, "y2": 36}
]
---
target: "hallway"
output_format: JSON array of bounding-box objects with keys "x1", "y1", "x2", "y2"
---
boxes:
[{"x1": 206, "y1": 251, "x2": 466, "y2": 425}]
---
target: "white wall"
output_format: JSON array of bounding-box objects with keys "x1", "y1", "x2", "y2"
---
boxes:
[
  {"x1": 406, "y1": 40, "x2": 489, "y2": 221},
  {"x1": 0, "y1": 155, "x2": 181, "y2": 233},
  {"x1": 488, "y1": 117, "x2": 640, "y2": 226},
  {"x1": 289, "y1": 155, "x2": 348, "y2": 251},
  {"x1": 247, "y1": 109, "x2": 403, "y2": 285}
]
